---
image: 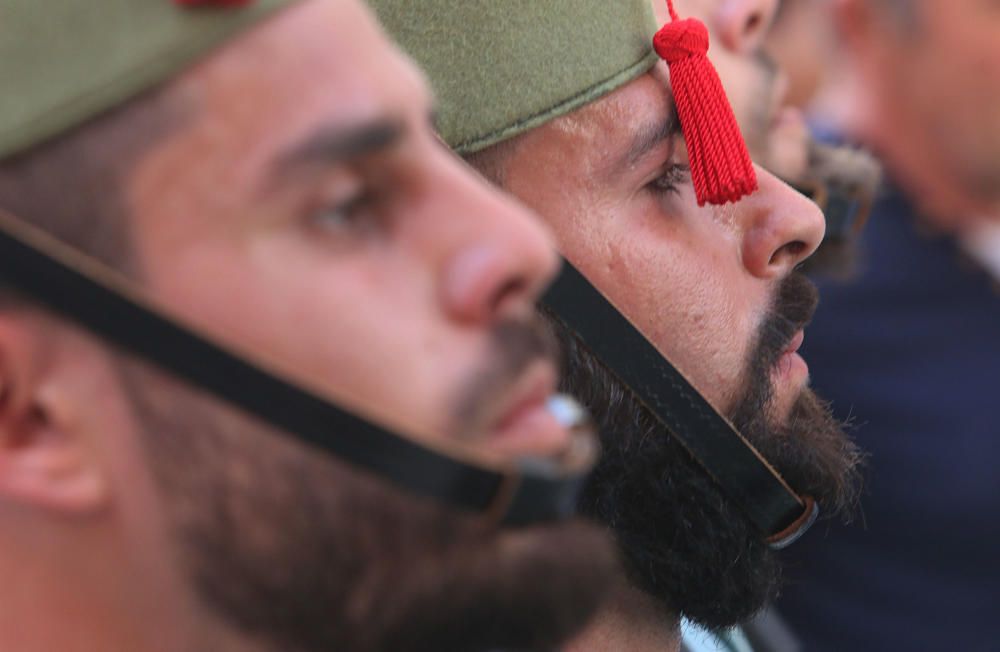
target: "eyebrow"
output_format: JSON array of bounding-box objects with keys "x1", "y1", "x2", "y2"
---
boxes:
[
  {"x1": 273, "y1": 119, "x2": 404, "y2": 175},
  {"x1": 620, "y1": 91, "x2": 683, "y2": 169}
]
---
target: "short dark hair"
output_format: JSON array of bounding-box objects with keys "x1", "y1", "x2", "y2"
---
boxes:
[
  {"x1": 462, "y1": 135, "x2": 524, "y2": 188},
  {"x1": 0, "y1": 81, "x2": 189, "y2": 276}
]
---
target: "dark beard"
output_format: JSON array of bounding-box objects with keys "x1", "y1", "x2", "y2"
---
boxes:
[
  {"x1": 117, "y1": 352, "x2": 616, "y2": 652},
  {"x1": 549, "y1": 273, "x2": 863, "y2": 630}
]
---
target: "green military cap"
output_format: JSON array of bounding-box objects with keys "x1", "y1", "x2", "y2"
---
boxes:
[
  {"x1": 368, "y1": 0, "x2": 660, "y2": 154},
  {"x1": 0, "y1": 0, "x2": 300, "y2": 159}
]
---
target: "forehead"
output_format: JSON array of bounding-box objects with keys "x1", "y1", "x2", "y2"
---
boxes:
[
  {"x1": 517, "y1": 64, "x2": 672, "y2": 166},
  {"x1": 175, "y1": 0, "x2": 428, "y2": 153},
  {"x1": 126, "y1": 0, "x2": 431, "y2": 261}
]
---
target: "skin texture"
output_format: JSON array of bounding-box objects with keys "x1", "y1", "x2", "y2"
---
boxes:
[
  {"x1": 837, "y1": 0, "x2": 1000, "y2": 222},
  {"x1": 503, "y1": 64, "x2": 825, "y2": 419},
  {"x1": 665, "y1": 0, "x2": 812, "y2": 181},
  {"x1": 0, "y1": 1, "x2": 617, "y2": 651}
]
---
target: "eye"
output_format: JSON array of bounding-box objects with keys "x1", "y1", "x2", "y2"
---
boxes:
[
  {"x1": 312, "y1": 192, "x2": 367, "y2": 227},
  {"x1": 647, "y1": 164, "x2": 690, "y2": 197},
  {"x1": 307, "y1": 180, "x2": 378, "y2": 237}
]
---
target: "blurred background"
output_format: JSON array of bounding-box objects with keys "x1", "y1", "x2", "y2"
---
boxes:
[{"x1": 758, "y1": 1, "x2": 1000, "y2": 650}]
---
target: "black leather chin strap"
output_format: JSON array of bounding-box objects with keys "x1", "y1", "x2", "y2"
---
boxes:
[
  {"x1": 543, "y1": 262, "x2": 817, "y2": 547},
  {"x1": 0, "y1": 210, "x2": 589, "y2": 528}
]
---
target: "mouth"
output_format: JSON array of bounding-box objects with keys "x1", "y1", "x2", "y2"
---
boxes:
[
  {"x1": 485, "y1": 361, "x2": 579, "y2": 459},
  {"x1": 774, "y1": 329, "x2": 809, "y2": 383}
]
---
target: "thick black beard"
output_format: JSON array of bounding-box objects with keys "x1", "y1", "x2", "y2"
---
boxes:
[{"x1": 549, "y1": 273, "x2": 863, "y2": 630}]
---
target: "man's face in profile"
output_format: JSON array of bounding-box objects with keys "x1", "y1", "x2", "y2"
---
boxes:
[
  {"x1": 30, "y1": 1, "x2": 616, "y2": 650},
  {"x1": 500, "y1": 66, "x2": 823, "y2": 422},
  {"x1": 486, "y1": 58, "x2": 860, "y2": 627}
]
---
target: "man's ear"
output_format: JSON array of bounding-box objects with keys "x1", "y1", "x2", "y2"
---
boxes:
[{"x1": 0, "y1": 310, "x2": 109, "y2": 515}]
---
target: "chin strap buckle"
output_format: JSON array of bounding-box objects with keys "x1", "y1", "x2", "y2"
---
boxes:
[{"x1": 766, "y1": 495, "x2": 819, "y2": 550}]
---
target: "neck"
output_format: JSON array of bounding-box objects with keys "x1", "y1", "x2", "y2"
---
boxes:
[{"x1": 566, "y1": 581, "x2": 680, "y2": 652}]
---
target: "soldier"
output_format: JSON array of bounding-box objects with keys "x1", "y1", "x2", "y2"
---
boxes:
[
  {"x1": 662, "y1": 1, "x2": 879, "y2": 647},
  {"x1": 0, "y1": 1, "x2": 617, "y2": 651},
  {"x1": 370, "y1": 1, "x2": 863, "y2": 650}
]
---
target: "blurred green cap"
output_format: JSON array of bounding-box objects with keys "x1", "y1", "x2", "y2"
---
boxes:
[
  {"x1": 0, "y1": 0, "x2": 298, "y2": 159},
  {"x1": 368, "y1": 0, "x2": 660, "y2": 154}
]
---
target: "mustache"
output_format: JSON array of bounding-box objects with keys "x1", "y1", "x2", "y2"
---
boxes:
[
  {"x1": 757, "y1": 272, "x2": 819, "y2": 371},
  {"x1": 731, "y1": 272, "x2": 863, "y2": 524},
  {"x1": 451, "y1": 318, "x2": 559, "y2": 437}
]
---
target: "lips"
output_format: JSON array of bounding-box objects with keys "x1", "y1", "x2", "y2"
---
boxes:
[
  {"x1": 493, "y1": 361, "x2": 556, "y2": 431},
  {"x1": 784, "y1": 329, "x2": 804, "y2": 356},
  {"x1": 483, "y1": 361, "x2": 578, "y2": 459},
  {"x1": 758, "y1": 273, "x2": 820, "y2": 384},
  {"x1": 774, "y1": 329, "x2": 809, "y2": 384}
]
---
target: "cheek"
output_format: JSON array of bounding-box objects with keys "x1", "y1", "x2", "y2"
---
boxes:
[
  {"x1": 556, "y1": 202, "x2": 756, "y2": 411},
  {"x1": 138, "y1": 221, "x2": 479, "y2": 446},
  {"x1": 611, "y1": 247, "x2": 750, "y2": 410}
]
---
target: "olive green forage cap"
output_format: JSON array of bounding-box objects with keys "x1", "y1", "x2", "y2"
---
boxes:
[
  {"x1": 0, "y1": 0, "x2": 300, "y2": 159},
  {"x1": 369, "y1": 0, "x2": 660, "y2": 154}
]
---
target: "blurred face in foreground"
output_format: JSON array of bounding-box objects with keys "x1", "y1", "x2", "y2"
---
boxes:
[
  {"x1": 0, "y1": 2, "x2": 615, "y2": 651},
  {"x1": 480, "y1": 59, "x2": 861, "y2": 627}
]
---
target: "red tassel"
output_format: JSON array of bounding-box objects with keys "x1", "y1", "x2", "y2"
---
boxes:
[{"x1": 653, "y1": 0, "x2": 757, "y2": 206}]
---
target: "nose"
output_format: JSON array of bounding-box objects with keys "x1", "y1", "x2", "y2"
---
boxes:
[
  {"x1": 714, "y1": 0, "x2": 779, "y2": 53},
  {"x1": 430, "y1": 153, "x2": 558, "y2": 325},
  {"x1": 739, "y1": 164, "x2": 825, "y2": 279}
]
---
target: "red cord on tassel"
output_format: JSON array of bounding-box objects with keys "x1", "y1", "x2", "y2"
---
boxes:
[{"x1": 653, "y1": 0, "x2": 757, "y2": 206}]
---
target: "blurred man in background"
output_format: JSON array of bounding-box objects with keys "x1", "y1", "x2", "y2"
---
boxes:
[
  {"x1": 764, "y1": 0, "x2": 854, "y2": 122},
  {"x1": 773, "y1": 1, "x2": 1000, "y2": 650},
  {"x1": 666, "y1": 0, "x2": 881, "y2": 277},
  {"x1": 666, "y1": 0, "x2": 810, "y2": 183},
  {"x1": 0, "y1": 1, "x2": 617, "y2": 651}
]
